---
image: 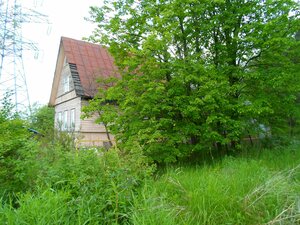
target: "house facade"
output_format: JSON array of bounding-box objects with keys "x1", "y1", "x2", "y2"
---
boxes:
[{"x1": 49, "y1": 37, "x2": 119, "y2": 147}]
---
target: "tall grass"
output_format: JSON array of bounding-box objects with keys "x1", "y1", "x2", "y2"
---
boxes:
[
  {"x1": 1, "y1": 140, "x2": 299, "y2": 224},
  {"x1": 0, "y1": 190, "x2": 71, "y2": 225},
  {"x1": 131, "y1": 145, "x2": 300, "y2": 225}
]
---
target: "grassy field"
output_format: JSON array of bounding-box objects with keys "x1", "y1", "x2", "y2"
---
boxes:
[{"x1": 131, "y1": 144, "x2": 300, "y2": 225}]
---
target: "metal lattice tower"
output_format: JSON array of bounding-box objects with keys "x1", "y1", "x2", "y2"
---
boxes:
[{"x1": 0, "y1": 0, "x2": 48, "y2": 114}]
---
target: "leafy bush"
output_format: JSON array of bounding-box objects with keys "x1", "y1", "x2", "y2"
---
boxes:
[
  {"x1": 29, "y1": 104, "x2": 54, "y2": 135},
  {"x1": 1, "y1": 143, "x2": 154, "y2": 224},
  {"x1": 20, "y1": 145, "x2": 153, "y2": 224},
  {"x1": 0, "y1": 95, "x2": 38, "y2": 201},
  {"x1": 0, "y1": 119, "x2": 38, "y2": 196}
]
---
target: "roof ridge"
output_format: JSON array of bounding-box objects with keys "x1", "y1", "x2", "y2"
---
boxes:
[{"x1": 61, "y1": 36, "x2": 106, "y2": 48}]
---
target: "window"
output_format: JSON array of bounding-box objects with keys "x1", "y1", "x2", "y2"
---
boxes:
[
  {"x1": 70, "y1": 109, "x2": 75, "y2": 129},
  {"x1": 63, "y1": 75, "x2": 70, "y2": 93},
  {"x1": 57, "y1": 112, "x2": 62, "y2": 127},
  {"x1": 63, "y1": 110, "x2": 68, "y2": 130}
]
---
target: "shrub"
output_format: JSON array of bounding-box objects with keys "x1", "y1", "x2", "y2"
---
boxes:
[
  {"x1": 33, "y1": 145, "x2": 154, "y2": 224},
  {"x1": 0, "y1": 97, "x2": 38, "y2": 201}
]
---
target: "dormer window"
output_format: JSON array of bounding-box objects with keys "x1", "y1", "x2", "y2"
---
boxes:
[{"x1": 63, "y1": 75, "x2": 70, "y2": 93}]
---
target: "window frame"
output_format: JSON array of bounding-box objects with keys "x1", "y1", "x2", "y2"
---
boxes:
[
  {"x1": 63, "y1": 110, "x2": 68, "y2": 130},
  {"x1": 70, "y1": 108, "x2": 75, "y2": 130}
]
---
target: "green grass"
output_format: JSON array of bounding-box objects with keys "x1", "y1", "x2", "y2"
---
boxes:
[
  {"x1": 131, "y1": 144, "x2": 300, "y2": 225},
  {"x1": 1, "y1": 144, "x2": 300, "y2": 224},
  {"x1": 0, "y1": 190, "x2": 72, "y2": 225}
]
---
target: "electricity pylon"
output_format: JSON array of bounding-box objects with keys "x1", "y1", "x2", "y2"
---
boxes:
[{"x1": 0, "y1": 0, "x2": 48, "y2": 115}]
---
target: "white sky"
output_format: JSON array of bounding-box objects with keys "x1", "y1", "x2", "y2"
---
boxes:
[{"x1": 22, "y1": 0, "x2": 102, "y2": 105}]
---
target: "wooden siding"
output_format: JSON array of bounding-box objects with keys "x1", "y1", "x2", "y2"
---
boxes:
[
  {"x1": 55, "y1": 90, "x2": 77, "y2": 106},
  {"x1": 76, "y1": 132, "x2": 115, "y2": 147},
  {"x1": 78, "y1": 99, "x2": 114, "y2": 146},
  {"x1": 80, "y1": 99, "x2": 107, "y2": 133}
]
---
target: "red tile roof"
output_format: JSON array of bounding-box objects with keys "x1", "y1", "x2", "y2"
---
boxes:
[{"x1": 61, "y1": 37, "x2": 119, "y2": 97}]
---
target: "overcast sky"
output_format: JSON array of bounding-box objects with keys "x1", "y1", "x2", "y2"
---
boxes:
[{"x1": 22, "y1": 0, "x2": 102, "y2": 105}]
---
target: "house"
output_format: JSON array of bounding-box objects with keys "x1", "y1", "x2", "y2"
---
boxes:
[{"x1": 49, "y1": 37, "x2": 119, "y2": 147}]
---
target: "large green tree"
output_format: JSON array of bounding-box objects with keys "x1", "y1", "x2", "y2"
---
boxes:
[{"x1": 85, "y1": 0, "x2": 300, "y2": 162}]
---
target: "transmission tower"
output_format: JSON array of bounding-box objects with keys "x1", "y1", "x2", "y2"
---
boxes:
[{"x1": 0, "y1": 0, "x2": 48, "y2": 115}]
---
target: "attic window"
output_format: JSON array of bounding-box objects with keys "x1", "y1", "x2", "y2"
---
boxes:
[{"x1": 63, "y1": 75, "x2": 70, "y2": 93}]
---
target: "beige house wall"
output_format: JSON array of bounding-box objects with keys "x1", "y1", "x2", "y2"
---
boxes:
[
  {"x1": 55, "y1": 97, "x2": 113, "y2": 146},
  {"x1": 80, "y1": 100, "x2": 107, "y2": 133}
]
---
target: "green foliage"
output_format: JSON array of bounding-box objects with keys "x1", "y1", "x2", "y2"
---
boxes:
[
  {"x1": 0, "y1": 94, "x2": 38, "y2": 200},
  {"x1": 0, "y1": 143, "x2": 154, "y2": 224},
  {"x1": 29, "y1": 104, "x2": 54, "y2": 135},
  {"x1": 86, "y1": 0, "x2": 300, "y2": 162},
  {"x1": 0, "y1": 93, "x2": 154, "y2": 224}
]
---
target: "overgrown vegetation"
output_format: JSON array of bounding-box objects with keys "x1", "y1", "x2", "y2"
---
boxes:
[
  {"x1": 0, "y1": 148, "x2": 153, "y2": 224},
  {"x1": 1, "y1": 116, "x2": 299, "y2": 224},
  {"x1": 0, "y1": 96, "x2": 300, "y2": 224},
  {"x1": 1, "y1": 0, "x2": 300, "y2": 224}
]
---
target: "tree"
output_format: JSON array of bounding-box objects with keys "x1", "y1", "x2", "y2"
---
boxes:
[{"x1": 86, "y1": 0, "x2": 300, "y2": 162}]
